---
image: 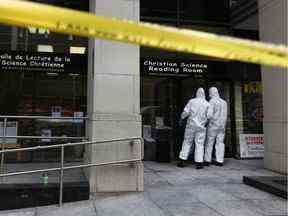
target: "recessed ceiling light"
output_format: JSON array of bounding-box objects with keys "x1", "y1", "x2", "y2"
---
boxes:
[
  {"x1": 37, "y1": 45, "x2": 53, "y2": 53},
  {"x1": 70, "y1": 46, "x2": 86, "y2": 54}
]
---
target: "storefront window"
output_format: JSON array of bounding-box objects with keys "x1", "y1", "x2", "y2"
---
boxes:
[
  {"x1": 0, "y1": 52, "x2": 87, "y2": 162},
  {"x1": 0, "y1": 1, "x2": 88, "y2": 162},
  {"x1": 234, "y1": 81, "x2": 264, "y2": 159},
  {"x1": 242, "y1": 82, "x2": 263, "y2": 133}
]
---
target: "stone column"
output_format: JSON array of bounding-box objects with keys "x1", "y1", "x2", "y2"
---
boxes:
[
  {"x1": 258, "y1": 0, "x2": 287, "y2": 174},
  {"x1": 86, "y1": 0, "x2": 143, "y2": 192}
]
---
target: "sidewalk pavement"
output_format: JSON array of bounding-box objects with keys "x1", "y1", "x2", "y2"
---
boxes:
[{"x1": 0, "y1": 159, "x2": 287, "y2": 216}]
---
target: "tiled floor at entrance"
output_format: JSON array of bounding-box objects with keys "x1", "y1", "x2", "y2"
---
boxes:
[{"x1": 0, "y1": 159, "x2": 287, "y2": 216}]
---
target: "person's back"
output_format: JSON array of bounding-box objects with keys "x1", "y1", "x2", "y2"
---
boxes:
[
  {"x1": 205, "y1": 87, "x2": 228, "y2": 166},
  {"x1": 178, "y1": 88, "x2": 210, "y2": 169},
  {"x1": 182, "y1": 90, "x2": 210, "y2": 129},
  {"x1": 208, "y1": 96, "x2": 227, "y2": 130}
]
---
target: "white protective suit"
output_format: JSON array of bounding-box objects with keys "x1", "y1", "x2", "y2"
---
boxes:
[
  {"x1": 204, "y1": 87, "x2": 228, "y2": 163},
  {"x1": 179, "y1": 88, "x2": 210, "y2": 162}
]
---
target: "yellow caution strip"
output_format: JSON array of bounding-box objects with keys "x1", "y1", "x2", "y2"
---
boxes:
[{"x1": 0, "y1": 0, "x2": 287, "y2": 68}]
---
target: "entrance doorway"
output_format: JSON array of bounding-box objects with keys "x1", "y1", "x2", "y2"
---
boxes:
[{"x1": 141, "y1": 76, "x2": 234, "y2": 162}]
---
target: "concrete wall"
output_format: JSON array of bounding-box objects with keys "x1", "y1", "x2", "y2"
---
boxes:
[
  {"x1": 87, "y1": 0, "x2": 143, "y2": 192},
  {"x1": 258, "y1": 0, "x2": 287, "y2": 174}
]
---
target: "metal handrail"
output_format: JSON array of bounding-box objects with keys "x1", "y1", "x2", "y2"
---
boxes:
[
  {"x1": 0, "y1": 115, "x2": 87, "y2": 177},
  {"x1": 0, "y1": 137, "x2": 143, "y2": 206},
  {"x1": 0, "y1": 115, "x2": 88, "y2": 119},
  {"x1": 0, "y1": 136, "x2": 86, "y2": 140},
  {"x1": 0, "y1": 115, "x2": 143, "y2": 206},
  {"x1": 0, "y1": 137, "x2": 142, "y2": 154},
  {"x1": 0, "y1": 115, "x2": 143, "y2": 207}
]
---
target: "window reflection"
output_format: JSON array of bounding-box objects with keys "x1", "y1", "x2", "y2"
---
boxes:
[{"x1": 0, "y1": 64, "x2": 87, "y2": 162}]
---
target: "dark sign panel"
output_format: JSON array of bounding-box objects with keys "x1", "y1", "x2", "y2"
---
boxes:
[
  {"x1": 141, "y1": 59, "x2": 209, "y2": 78},
  {"x1": 141, "y1": 58, "x2": 228, "y2": 79},
  {"x1": 0, "y1": 52, "x2": 87, "y2": 73}
]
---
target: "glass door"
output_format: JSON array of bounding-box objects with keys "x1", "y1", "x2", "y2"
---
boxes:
[
  {"x1": 141, "y1": 77, "x2": 176, "y2": 162},
  {"x1": 141, "y1": 77, "x2": 235, "y2": 161}
]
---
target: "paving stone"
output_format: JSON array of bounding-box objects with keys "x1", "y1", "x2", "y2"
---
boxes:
[
  {"x1": 155, "y1": 172, "x2": 196, "y2": 186},
  {"x1": 164, "y1": 202, "x2": 222, "y2": 216},
  {"x1": 218, "y1": 183, "x2": 281, "y2": 200},
  {"x1": 245, "y1": 199, "x2": 288, "y2": 216},
  {"x1": 146, "y1": 187, "x2": 199, "y2": 207},
  {"x1": 144, "y1": 162, "x2": 179, "y2": 172},
  {"x1": 0, "y1": 159, "x2": 285, "y2": 216},
  {"x1": 187, "y1": 185, "x2": 240, "y2": 203},
  {"x1": 36, "y1": 200, "x2": 96, "y2": 216},
  {"x1": 204, "y1": 200, "x2": 264, "y2": 216},
  {"x1": 154, "y1": 167, "x2": 223, "y2": 186},
  {"x1": 249, "y1": 169, "x2": 283, "y2": 177},
  {"x1": 0, "y1": 208, "x2": 36, "y2": 216},
  {"x1": 237, "y1": 160, "x2": 264, "y2": 169},
  {"x1": 94, "y1": 192, "x2": 166, "y2": 216},
  {"x1": 212, "y1": 170, "x2": 261, "y2": 184},
  {"x1": 144, "y1": 172, "x2": 171, "y2": 188}
]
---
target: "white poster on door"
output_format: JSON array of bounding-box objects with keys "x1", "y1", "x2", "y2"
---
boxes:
[
  {"x1": 51, "y1": 106, "x2": 62, "y2": 118},
  {"x1": 239, "y1": 134, "x2": 264, "y2": 158},
  {"x1": 73, "y1": 112, "x2": 83, "y2": 123},
  {"x1": 41, "y1": 129, "x2": 52, "y2": 142}
]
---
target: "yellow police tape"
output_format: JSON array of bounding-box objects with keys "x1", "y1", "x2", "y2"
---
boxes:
[{"x1": 0, "y1": 0, "x2": 287, "y2": 68}]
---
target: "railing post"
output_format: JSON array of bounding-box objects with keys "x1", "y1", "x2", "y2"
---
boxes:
[
  {"x1": 1, "y1": 118, "x2": 7, "y2": 181},
  {"x1": 59, "y1": 144, "x2": 65, "y2": 206}
]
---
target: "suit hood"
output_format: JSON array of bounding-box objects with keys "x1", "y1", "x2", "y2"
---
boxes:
[
  {"x1": 196, "y1": 88, "x2": 205, "y2": 99},
  {"x1": 209, "y1": 87, "x2": 219, "y2": 98}
]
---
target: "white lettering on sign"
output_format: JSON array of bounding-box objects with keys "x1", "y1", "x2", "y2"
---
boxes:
[
  {"x1": 144, "y1": 60, "x2": 177, "y2": 67},
  {"x1": 0, "y1": 53, "x2": 76, "y2": 72},
  {"x1": 183, "y1": 68, "x2": 203, "y2": 73},
  {"x1": 25, "y1": 55, "x2": 51, "y2": 61},
  {"x1": 29, "y1": 61, "x2": 64, "y2": 68},
  {"x1": 180, "y1": 63, "x2": 208, "y2": 68},
  {"x1": 148, "y1": 66, "x2": 180, "y2": 73},
  {"x1": 0, "y1": 53, "x2": 12, "y2": 60},
  {"x1": 143, "y1": 59, "x2": 208, "y2": 75},
  {"x1": 1, "y1": 60, "x2": 27, "y2": 66}
]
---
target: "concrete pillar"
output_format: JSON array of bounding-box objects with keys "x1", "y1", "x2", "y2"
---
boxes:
[
  {"x1": 258, "y1": 0, "x2": 287, "y2": 174},
  {"x1": 86, "y1": 0, "x2": 143, "y2": 192}
]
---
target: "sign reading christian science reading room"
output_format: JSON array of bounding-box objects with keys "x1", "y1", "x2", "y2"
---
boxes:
[
  {"x1": 0, "y1": 52, "x2": 86, "y2": 73},
  {"x1": 142, "y1": 59, "x2": 208, "y2": 78}
]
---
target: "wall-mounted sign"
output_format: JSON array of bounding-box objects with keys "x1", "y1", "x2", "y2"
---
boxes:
[
  {"x1": 239, "y1": 134, "x2": 264, "y2": 158},
  {"x1": 0, "y1": 52, "x2": 87, "y2": 73},
  {"x1": 141, "y1": 59, "x2": 208, "y2": 78}
]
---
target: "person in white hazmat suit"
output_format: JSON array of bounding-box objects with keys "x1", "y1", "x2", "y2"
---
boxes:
[
  {"x1": 177, "y1": 88, "x2": 210, "y2": 169},
  {"x1": 204, "y1": 87, "x2": 228, "y2": 166}
]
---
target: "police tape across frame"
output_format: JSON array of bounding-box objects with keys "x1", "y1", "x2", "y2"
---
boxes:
[{"x1": 0, "y1": 0, "x2": 287, "y2": 68}]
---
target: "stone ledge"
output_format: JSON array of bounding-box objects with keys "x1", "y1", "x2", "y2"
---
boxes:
[
  {"x1": 88, "y1": 113, "x2": 141, "y2": 121},
  {"x1": 243, "y1": 176, "x2": 287, "y2": 199}
]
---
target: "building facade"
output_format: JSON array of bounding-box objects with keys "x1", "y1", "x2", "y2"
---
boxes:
[
  {"x1": 0, "y1": 0, "x2": 286, "y2": 195},
  {"x1": 231, "y1": 0, "x2": 287, "y2": 174}
]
